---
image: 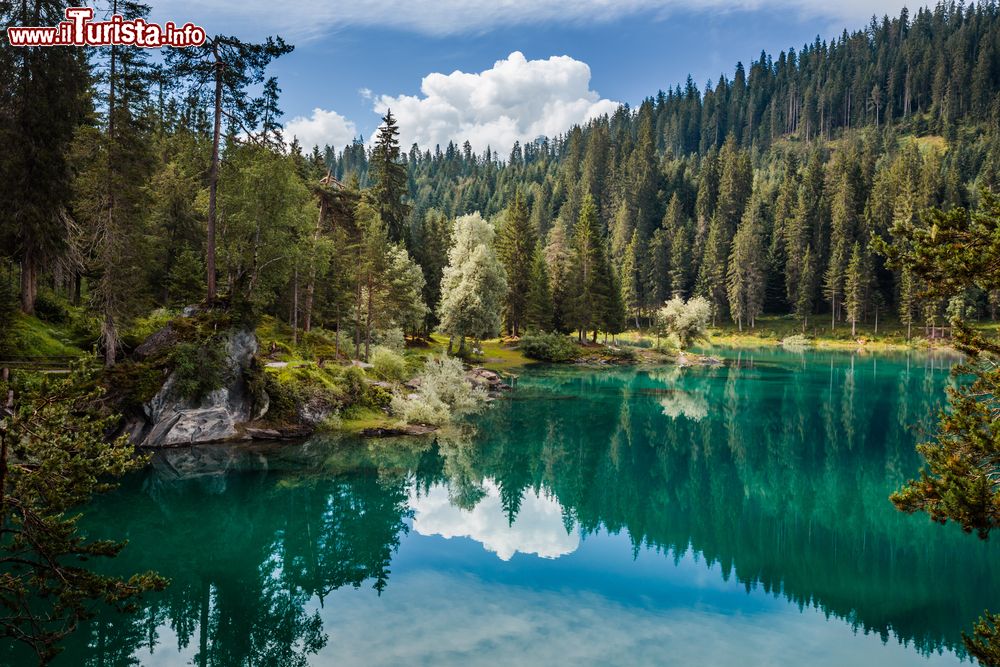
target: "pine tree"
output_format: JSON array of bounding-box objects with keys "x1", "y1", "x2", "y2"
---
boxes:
[
  {"x1": 568, "y1": 195, "x2": 612, "y2": 341},
  {"x1": 544, "y1": 221, "x2": 575, "y2": 334},
  {"x1": 166, "y1": 32, "x2": 293, "y2": 300},
  {"x1": 370, "y1": 109, "x2": 411, "y2": 244},
  {"x1": 497, "y1": 189, "x2": 535, "y2": 335},
  {"x1": 795, "y1": 245, "x2": 816, "y2": 330},
  {"x1": 0, "y1": 0, "x2": 89, "y2": 314},
  {"x1": 620, "y1": 231, "x2": 641, "y2": 328},
  {"x1": 72, "y1": 0, "x2": 156, "y2": 366},
  {"x1": 669, "y1": 221, "x2": 692, "y2": 298},
  {"x1": 726, "y1": 196, "x2": 766, "y2": 330},
  {"x1": 844, "y1": 241, "x2": 866, "y2": 336},
  {"x1": 525, "y1": 246, "x2": 554, "y2": 332},
  {"x1": 898, "y1": 265, "x2": 916, "y2": 340}
]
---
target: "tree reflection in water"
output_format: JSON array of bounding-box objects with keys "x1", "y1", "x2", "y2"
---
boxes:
[{"x1": 35, "y1": 349, "x2": 998, "y2": 666}]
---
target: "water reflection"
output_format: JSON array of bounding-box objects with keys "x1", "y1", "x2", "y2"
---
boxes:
[
  {"x1": 32, "y1": 349, "x2": 997, "y2": 666},
  {"x1": 411, "y1": 480, "x2": 579, "y2": 560}
]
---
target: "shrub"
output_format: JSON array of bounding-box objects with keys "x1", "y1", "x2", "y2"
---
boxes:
[
  {"x1": 373, "y1": 327, "x2": 405, "y2": 353},
  {"x1": 364, "y1": 383, "x2": 393, "y2": 410},
  {"x1": 370, "y1": 346, "x2": 407, "y2": 382},
  {"x1": 340, "y1": 365, "x2": 367, "y2": 404},
  {"x1": 602, "y1": 346, "x2": 637, "y2": 362},
  {"x1": 390, "y1": 354, "x2": 486, "y2": 425},
  {"x1": 780, "y1": 334, "x2": 812, "y2": 349},
  {"x1": 172, "y1": 340, "x2": 226, "y2": 402},
  {"x1": 656, "y1": 296, "x2": 711, "y2": 350},
  {"x1": 519, "y1": 332, "x2": 580, "y2": 362}
]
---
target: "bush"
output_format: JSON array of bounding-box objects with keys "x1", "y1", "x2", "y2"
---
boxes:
[
  {"x1": 373, "y1": 327, "x2": 405, "y2": 353},
  {"x1": 780, "y1": 334, "x2": 812, "y2": 349},
  {"x1": 364, "y1": 383, "x2": 393, "y2": 410},
  {"x1": 172, "y1": 340, "x2": 226, "y2": 402},
  {"x1": 390, "y1": 354, "x2": 486, "y2": 425},
  {"x1": 657, "y1": 296, "x2": 711, "y2": 350},
  {"x1": 340, "y1": 365, "x2": 367, "y2": 404},
  {"x1": 519, "y1": 332, "x2": 580, "y2": 362},
  {"x1": 370, "y1": 346, "x2": 407, "y2": 382}
]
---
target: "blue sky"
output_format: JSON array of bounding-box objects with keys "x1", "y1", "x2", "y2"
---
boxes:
[{"x1": 153, "y1": 1, "x2": 911, "y2": 152}]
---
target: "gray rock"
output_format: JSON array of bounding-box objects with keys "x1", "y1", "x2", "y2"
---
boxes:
[{"x1": 134, "y1": 326, "x2": 261, "y2": 447}]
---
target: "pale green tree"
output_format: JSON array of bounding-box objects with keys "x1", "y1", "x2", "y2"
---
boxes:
[{"x1": 437, "y1": 213, "x2": 508, "y2": 353}]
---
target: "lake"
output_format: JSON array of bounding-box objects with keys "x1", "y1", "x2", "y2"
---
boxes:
[{"x1": 46, "y1": 349, "x2": 1000, "y2": 666}]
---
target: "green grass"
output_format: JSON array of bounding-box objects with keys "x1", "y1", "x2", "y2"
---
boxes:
[
  {"x1": 339, "y1": 406, "x2": 396, "y2": 433},
  {"x1": 705, "y1": 314, "x2": 944, "y2": 350},
  {"x1": 7, "y1": 313, "x2": 85, "y2": 358},
  {"x1": 412, "y1": 333, "x2": 531, "y2": 371}
]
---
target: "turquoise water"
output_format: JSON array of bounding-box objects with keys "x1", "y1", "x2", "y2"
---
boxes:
[{"x1": 38, "y1": 349, "x2": 1000, "y2": 665}]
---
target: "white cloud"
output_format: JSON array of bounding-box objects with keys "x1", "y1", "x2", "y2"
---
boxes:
[
  {"x1": 410, "y1": 479, "x2": 579, "y2": 560},
  {"x1": 310, "y1": 569, "x2": 963, "y2": 666},
  {"x1": 283, "y1": 107, "x2": 357, "y2": 150},
  {"x1": 373, "y1": 51, "x2": 619, "y2": 153},
  {"x1": 162, "y1": 1, "x2": 911, "y2": 40}
]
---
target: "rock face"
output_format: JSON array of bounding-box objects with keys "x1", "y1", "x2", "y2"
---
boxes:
[
  {"x1": 130, "y1": 327, "x2": 264, "y2": 447},
  {"x1": 466, "y1": 367, "x2": 511, "y2": 397}
]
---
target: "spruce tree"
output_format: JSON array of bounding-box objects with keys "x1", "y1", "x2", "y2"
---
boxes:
[
  {"x1": 726, "y1": 196, "x2": 766, "y2": 330},
  {"x1": 795, "y1": 245, "x2": 816, "y2": 331},
  {"x1": 525, "y1": 246, "x2": 554, "y2": 332},
  {"x1": 568, "y1": 195, "x2": 612, "y2": 341},
  {"x1": 620, "y1": 231, "x2": 641, "y2": 328},
  {"x1": 166, "y1": 32, "x2": 293, "y2": 300},
  {"x1": 844, "y1": 241, "x2": 866, "y2": 336},
  {"x1": 0, "y1": 0, "x2": 88, "y2": 314},
  {"x1": 370, "y1": 110, "x2": 411, "y2": 244},
  {"x1": 498, "y1": 190, "x2": 534, "y2": 336}
]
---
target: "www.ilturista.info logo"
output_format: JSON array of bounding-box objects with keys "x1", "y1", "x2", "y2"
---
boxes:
[{"x1": 7, "y1": 7, "x2": 206, "y2": 47}]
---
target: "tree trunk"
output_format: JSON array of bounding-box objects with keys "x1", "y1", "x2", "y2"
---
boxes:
[
  {"x1": 291, "y1": 268, "x2": 298, "y2": 346},
  {"x1": 19, "y1": 253, "x2": 36, "y2": 315},
  {"x1": 206, "y1": 44, "x2": 223, "y2": 302},
  {"x1": 303, "y1": 170, "x2": 330, "y2": 333},
  {"x1": 102, "y1": 312, "x2": 118, "y2": 366},
  {"x1": 364, "y1": 274, "x2": 374, "y2": 362},
  {"x1": 334, "y1": 307, "x2": 341, "y2": 358}
]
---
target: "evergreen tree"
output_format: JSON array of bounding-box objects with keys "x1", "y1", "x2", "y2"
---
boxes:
[
  {"x1": 71, "y1": 0, "x2": 156, "y2": 365},
  {"x1": 795, "y1": 245, "x2": 817, "y2": 330},
  {"x1": 166, "y1": 31, "x2": 293, "y2": 300},
  {"x1": 726, "y1": 195, "x2": 766, "y2": 330},
  {"x1": 525, "y1": 246, "x2": 554, "y2": 332},
  {"x1": 0, "y1": 0, "x2": 88, "y2": 313},
  {"x1": 669, "y1": 220, "x2": 693, "y2": 298},
  {"x1": 620, "y1": 231, "x2": 641, "y2": 328},
  {"x1": 567, "y1": 195, "x2": 613, "y2": 341},
  {"x1": 844, "y1": 241, "x2": 866, "y2": 336},
  {"x1": 0, "y1": 365, "x2": 167, "y2": 661},
  {"x1": 497, "y1": 189, "x2": 534, "y2": 336},
  {"x1": 370, "y1": 110, "x2": 410, "y2": 244},
  {"x1": 544, "y1": 221, "x2": 575, "y2": 334}
]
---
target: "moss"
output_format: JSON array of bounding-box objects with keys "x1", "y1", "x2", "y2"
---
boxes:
[
  {"x1": 259, "y1": 362, "x2": 347, "y2": 426},
  {"x1": 339, "y1": 406, "x2": 395, "y2": 433},
  {"x1": 103, "y1": 360, "x2": 167, "y2": 410},
  {"x1": 8, "y1": 313, "x2": 85, "y2": 358}
]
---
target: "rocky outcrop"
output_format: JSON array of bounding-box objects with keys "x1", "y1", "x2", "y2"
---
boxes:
[
  {"x1": 465, "y1": 367, "x2": 511, "y2": 397},
  {"x1": 128, "y1": 326, "x2": 265, "y2": 447}
]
